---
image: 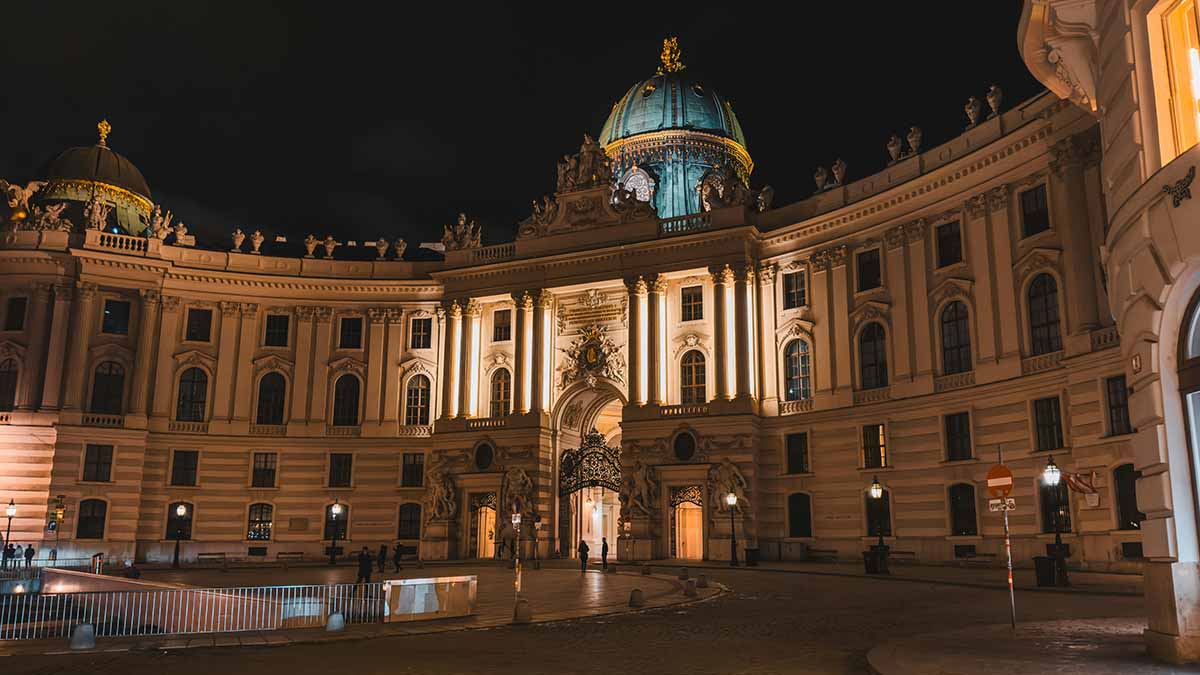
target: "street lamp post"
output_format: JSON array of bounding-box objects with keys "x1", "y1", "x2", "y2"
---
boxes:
[
  {"x1": 329, "y1": 499, "x2": 343, "y2": 566},
  {"x1": 4, "y1": 500, "x2": 14, "y2": 570},
  {"x1": 172, "y1": 503, "x2": 188, "y2": 569},
  {"x1": 866, "y1": 476, "x2": 890, "y2": 575},
  {"x1": 869, "y1": 477, "x2": 885, "y2": 549},
  {"x1": 725, "y1": 492, "x2": 738, "y2": 567},
  {"x1": 1042, "y1": 456, "x2": 1069, "y2": 586}
]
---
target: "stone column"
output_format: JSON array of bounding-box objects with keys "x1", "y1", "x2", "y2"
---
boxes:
[
  {"x1": 211, "y1": 301, "x2": 241, "y2": 422},
  {"x1": 382, "y1": 309, "x2": 404, "y2": 425},
  {"x1": 16, "y1": 283, "x2": 52, "y2": 410},
  {"x1": 440, "y1": 300, "x2": 462, "y2": 420},
  {"x1": 627, "y1": 277, "x2": 647, "y2": 405},
  {"x1": 308, "y1": 307, "x2": 333, "y2": 423},
  {"x1": 649, "y1": 275, "x2": 668, "y2": 405},
  {"x1": 757, "y1": 265, "x2": 779, "y2": 408},
  {"x1": 711, "y1": 264, "x2": 734, "y2": 400},
  {"x1": 61, "y1": 282, "x2": 97, "y2": 411},
  {"x1": 1051, "y1": 137, "x2": 1101, "y2": 339},
  {"x1": 39, "y1": 283, "x2": 74, "y2": 410},
  {"x1": 365, "y1": 308, "x2": 388, "y2": 424},
  {"x1": 458, "y1": 299, "x2": 480, "y2": 417},
  {"x1": 734, "y1": 265, "x2": 754, "y2": 400},
  {"x1": 290, "y1": 307, "x2": 315, "y2": 424},
  {"x1": 513, "y1": 292, "x2": 532, "y2": 414},
  {"x1": 531, "y1": 290, "x2": 553, "y2": 415},
  {"x1": 884, "y1": 228, "x2": 912, "y2": 383},
  {"x1": 150, "y1": 296, "x2": 181, "y2": 417},
  {"x1": 127, "y1": 288, "x2": 161, "y2": 416},
  {"x1": 231, "y1": 303, "x2": 259, "y2": 423}
]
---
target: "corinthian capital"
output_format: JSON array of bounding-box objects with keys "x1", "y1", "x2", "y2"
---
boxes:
[{"x1": 537, "y1": 289, "x2": 554, "y2": 309}]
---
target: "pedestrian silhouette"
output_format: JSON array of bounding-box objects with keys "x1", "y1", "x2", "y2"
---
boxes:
[
  {"x1": 601, "y1": 537, "x2": 609, "y2": 570},
  {"x1": 23, "y1": 544, "x2": 34, "y2": 568},
  {"x1": 377, "y1": 544, "x2": 387, "y2": 573},
  {"x1": 355, "y1": 546, "x2": 373, "y2": 584},
  {"x1": 392, "y1": 542, "x2": 403, "y2": 572},
  {"x1": 578, "y1": 539, "x2": 589, "y2": 573}
]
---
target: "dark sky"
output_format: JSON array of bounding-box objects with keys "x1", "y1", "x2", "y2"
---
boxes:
[{"x1": 0, "y1": 2, "x2": 1041, "y2": 247}]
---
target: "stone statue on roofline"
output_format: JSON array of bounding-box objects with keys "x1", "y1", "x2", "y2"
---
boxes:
[
  {"x1": 555, "y1": 134, "x2": 613, "y2": 193},
  {"x1": 442, "y1": 212, "x2": 481, "y2": 250}
]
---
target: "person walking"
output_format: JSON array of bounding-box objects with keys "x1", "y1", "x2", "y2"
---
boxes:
[
  {"x1": 23, "y1": 543, "x2": 34, "y2": 569},
  {"x1": 578, "y1": 539, "x2": 589, "y2": 573},
  {"x1": 377, "y1": 544, "x2": 387, "y2": 574},
  {"x1": 355, "y1": 546, "x2": 373, "y2": 585},
  {"x1": 601, "y1": 536, "x2": 609, "y2": 570},
  {"x1": 13, "y1": 545, "x2": 22, "y2": 569},
  {"x1": 392, "y1": 542, "x2": 403, "y2": 573}
]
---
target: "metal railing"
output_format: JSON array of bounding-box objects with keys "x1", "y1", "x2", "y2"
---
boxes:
[
  {"x1": 0, "y1": 558, "x2": 94, "y2": 582},
  {"x1": 0, "y1": 582, "x2": 384, "y2": 640}
]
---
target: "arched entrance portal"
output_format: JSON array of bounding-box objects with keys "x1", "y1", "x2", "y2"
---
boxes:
[
  {"x1": 551, "y1": 382, "x2": 625, "y2": 559},
  {"x1": 468, "y1": 492, "x2": 497, "y2": 559}
]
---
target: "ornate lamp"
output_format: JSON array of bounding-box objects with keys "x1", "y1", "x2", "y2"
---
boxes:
[
  {"x1": 1042, "y1": 456, "x2": 1061, "y2": 487},
  {"x1": 726, "y1": 492, "x2": 738, "y2": 567},
  {"x1": 869, "y1": 477, "x2": 883, "y2": 500},
  {"x1": 171, "y1": 503, "x2": 188, "y2": 569},
  {"x1": 328, "y1": 499, "x2": 343, "y2": 566}
]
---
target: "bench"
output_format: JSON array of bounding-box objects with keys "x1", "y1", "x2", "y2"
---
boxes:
[
  {"x1": 276, "y1": 552, "x2": 304, "y2": 569},
  {"x1": 806, "y1": 548, "x2": 839, "y2": 561},
  {"x1": 196, "y1": 552, "x2": 230, "y2": 569}
]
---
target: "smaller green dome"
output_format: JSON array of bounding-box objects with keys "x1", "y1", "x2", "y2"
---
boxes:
[{"x1": 599, "y1": 71, "x2": 747, "y2": 149}]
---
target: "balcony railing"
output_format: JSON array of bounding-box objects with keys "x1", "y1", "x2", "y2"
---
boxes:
[
  {"x1": 85, "y1": 229, "x2": 149, "y2": 255},
  {"x1": 779, "y1": 399, "x2": 813, "y2": 415},
  {"x1": 168, "y1": 421, "x2": 209, "y2": 434},
  {"x1": 467, "y1": 417, "x2": 507, "y2": 430},
  {"x1": 249, "y1": 424, "x2": 286, "y2": 436},
  {"x1": 660, "y1": 403, "x2": 709, "y2": 417},
  {"x1": 1091, "y1": 325, "x2": 1120, "y2": 352},
  {"x1": 1021, "y1": 350, "x2": 1064, "y2": 375},
  {"x1": 470, "y1": 243, "x2": 516, "y2": 264},
  {"x1": 0, "y1": 413, "x2": 12, "y2": 425},
  {"x1": 397, "y1": 425, "x2": 433, "y2": 437},
  {"x1": 853, "y1": 387, "x2": 891, "y2": 405},
  {"x1": 934, "y1": 371, "x2": 975, "y2": 393},
  {"x1": 82, "y1": 413, "x2": 124, "y2": 428},
  {"x1": 327, "y1": 426, "x2": 361, "y2": 437},
  {"x1": 658, "y1": 213, "x2": 712, "y2": 236}
]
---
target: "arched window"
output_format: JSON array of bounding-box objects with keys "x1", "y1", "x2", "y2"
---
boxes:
[
  {"x1": 940, "y1": 302, "x2": 972, "y2": 374},
  {"x1": 783, "y1": 340, "x2": 812, "y2": 401},
  {"x1": 948, "y1": 483, "x2": 978, "y2": 536},
  {"x1": 490, "y1": 369, "x2": 511, "y2": 417},
  {"x1": 1113, "y1": 464, "x2": 1144, "y2": 530},
  {"x1": 255, "y1": 372, "x2": 287, "y2": 425},
  {"x1": 76, "y1": 499, "x2": 107, "y2": 539},
  {"x1": 1039, "y1": 480, "x2": 1071, "y2": 533},
  {"x1": 0, "y1": 358, "x2": 18, "y2": 412},
  {"x1": 865, "y1": 488, "x2": 892, "y2": 537},
  {"x1": 787, "y1": 493, "x2": 812, "y2": 538},
  {"x1": 332, "y1": 374, "x2": 360, "y2": 426},
  {"x1": 175, "y1": 367, "x2": 208, "y2": 422},
  {"x1": 90, "y1": 361, "x2": 125, "y2": 414},
  {"x1": 398, "y1": 503, "x2": 421, "y2": 539},
  {"x1": 247, "y1": 503, "x2": 273, "y2": 541},
  {"x1": 405, "y1": 375, "x2": 431, "y2": 426},
  {"x1": 167, "y1": 501, "x2": 194, "y2": 540},
  {"x1": 859, "y1": 323, "x2": 889, "y2": 389},
  {"x1": 1028, "y1": 274, "x2": 1062, "y2": 355},
  {"x1": 324, "y1": 503, "x2": 348, "y2": 540},
  {"x1": 680, "y1": 350, "x2": 706, "y2": 404}
]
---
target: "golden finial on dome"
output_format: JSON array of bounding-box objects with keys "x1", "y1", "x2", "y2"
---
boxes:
[
  {"x1": 657, "y1": 37, "x2": 684, "y2": 75},
  {"x1": 97, "y1": 119, "x2": 111, "y2": 147}
]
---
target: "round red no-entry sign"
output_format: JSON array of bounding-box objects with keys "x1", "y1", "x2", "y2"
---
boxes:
[{"x1": 986, "y1": 464, "x2": 1015, "y2": 498}]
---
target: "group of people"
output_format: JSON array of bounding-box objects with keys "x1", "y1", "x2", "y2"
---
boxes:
[
  {"x1": 1, "y1": 542, "x2": 35, "y2": 569},
  {"x1": 577, "y1": 537, "x2": 609, "y2": 572},
  {"x1": 354, "y1": 543, "x2": 412, "y2": 584}
]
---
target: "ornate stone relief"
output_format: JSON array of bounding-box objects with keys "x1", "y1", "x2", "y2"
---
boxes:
[
  {"x1": 850, "y1": 300, "x2": 891, "y2": 332},
  {"x1": 252, "y1": 353, "x2": 295, "y2": 376},
  {"x1": 173, "y1": 349, "x2": 217, "y2": 371},
  {"x1": 328, "y1": 356, "x2": 366, "y2": 377},
  {"x1": 0, "y1": 340, "x2": 27, "y2": 361},
  {"x1": 1013, "y1": 247, "x2": 1062, "y2": 284},
  {"x1": 1019, "y1": 2, "x2": 1099, "y2": 113},
  {"x1": 929, "y1": 277, "x2": 975, "y2": 310},
  {"x1": 441, "y1": 213, "x2": 482, "y2": 251}
]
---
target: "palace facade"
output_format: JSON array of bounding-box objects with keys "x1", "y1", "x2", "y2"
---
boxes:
[{"x1": 0, "y1": 41, "x2": 1142, "y2": 589}]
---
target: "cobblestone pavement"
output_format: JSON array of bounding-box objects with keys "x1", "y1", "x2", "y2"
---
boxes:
[{"x1": 0, "y1": 563, "x2": 1149, "y2": 675}]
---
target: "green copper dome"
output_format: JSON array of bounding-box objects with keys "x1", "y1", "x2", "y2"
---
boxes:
[{"x1": 598, "y1": 71, "x2": 747, "y2": 149}]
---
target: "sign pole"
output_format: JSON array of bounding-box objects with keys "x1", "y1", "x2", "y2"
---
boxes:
[{"x1": 998, "y1": 446, "x2": 1016, "y2": 630}]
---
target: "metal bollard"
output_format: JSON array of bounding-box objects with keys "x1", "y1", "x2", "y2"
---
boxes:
[
  {"x1": 69, "y1": 623, "x2": 96, "y2": 650},
  {"x1": 629, "y1": 588, "x2": 645, "y2": 607},
  {"x1": 326, "y1": 612, "x2": 346, "y2": 632},
  {"x1": 512, "y1": 598, "x2": 532, "y2": 624}
]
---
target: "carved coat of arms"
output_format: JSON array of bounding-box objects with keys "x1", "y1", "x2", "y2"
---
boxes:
[{"x1": 561, "y1": 325, "x2": 624, "y2": 389}]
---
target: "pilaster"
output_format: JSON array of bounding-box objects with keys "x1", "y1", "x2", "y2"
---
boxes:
[
  {"x1": 61, "y1": 281, "x2": 97, "y2": 411},
  {"x1": 16, "y1": 283, "x2": 52, "y2": 410},
  {"x1": 150, "y1": 295, "x2": 181, "y2": 418},
  {"x1": 513, "y1": 292, "x2": 532, "y2": 414},
  {"x1": 381, "y1": 309, "x2": 404, "y2": 427},
  {"x1": 289, "y1": 306, "x2": 315, "y2": 428},
  {"x1": 127, "y1": 288, "x2": 160, "y2": 417},
  {"x1": 39, "y1": 283, "x2": 74, "y2": 410},
  {"x1": 308, "y1": 307, "x2": 333, "y2": 424},
  {"x1": 211, "y1": 300, "x2": 240, "y2": 423},
  {"x1": 756, "y1": 264, "x2": 778, "y2": 413},
  {"x1": 649, "y1": 275, "x2": 668, "y2": 406},
  {"x1": 365, "y1": 308, "x2": 387, "y2": 424}
]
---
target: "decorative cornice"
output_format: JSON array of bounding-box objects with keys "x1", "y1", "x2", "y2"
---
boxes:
[
  {"x1": 464, "y1": 298, "x2": 481, "y2": 318},
  {"x1": 137, "y1": 288, "x2": 159, "y2": 306},
  {"x1": 904, "y1": 218, "x2": 927, "y2": 243},
  {"x1": 160, "y1": 295, "x2": 181, "y2": 312},
  {"x1": 884, "y1": 226, "x2": 906, "y2": 250}
]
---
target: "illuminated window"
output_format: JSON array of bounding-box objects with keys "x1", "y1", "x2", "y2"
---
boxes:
[
  {"x1": 681, "y1": 286, "x2": 703, "y2": 321},
  {"x1": 492, "y1": 309, "x2": 511, "y2": 342},
  {"x1": 405, "y1": 375, "x2": 431, "y2": 425},
  {"x1": 410, "y1": 317, "x2": 432, "y2": 349},
  {"x1": 1165, "y1": 1, "x2": 1200, "y2": 157},
  {"x1": 490, "y1": 369, "x2": 512, "y2": 417},
  {"x1": 862, "y1": 423, "x2": 887, "y2": 468},
  {"x1": 783, "y1": 340, "x2": 811, "y2": 401},
  {"x1": 247, "y1": 503, "x2": 273, "y2": 541},
  {"x1": 680, "y1": 350, "x2": 706, "y2": 404}
]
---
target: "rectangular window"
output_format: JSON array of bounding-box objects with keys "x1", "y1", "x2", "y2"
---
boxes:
[
  {"x1": 785, "y1": 432, "x2": 809, "y2": 474},
  {"x1": 185, "y1": 308, "x2": 213, "y2": 342},
  {"x1": 4, "y1": 297, "x2": 27, "y2": 331},
  {"x1": 82, "y1": 444, "x2": 113, "y2": 482},
  {"x1": 251, "y1": 451, "x2": 278, "y2": 488},
  {"x1": 398, "y1": 504, "x2": 421, "y2": 539},
  {"x1": 782, "y1": 271, "x2": 807, "y2": 310},
  {"x1": 492, "y1": 309, "x2": 512, "y2": 342},
  {"x1": 1020, "y1": 185, "x2": 1050, "y2": 237},
  {"x1": 1033, "y1": 396, "x2": 1064, "y2": 452},
  {"x1": 1106, "y1": 375, "x2": 1133, "y2": 436},
  {"x1": 101, "y1": 299, "x2": 131, "y2": 335},
  {"x1": 265, "y1": 314, "x2": 290, "y2": 347},
  {"x1": 856, "y1": 249, "x2": 882, "y2": 292},
  {"x1": 936, "y1": 221, "x2": 963, "y2": 268},
  {"x1": 1165, "y1": 1, "x2": 1200, "y2": 160},
  {"x1": 410, "y1": 317, "x2": 432, "y2": 349},
  {"x1": 402, "y1": 452, "x2": 425, "y2": 487},
  {"x1": 862, "y1": 423, "x2": 887, "y2": 469},
  {"x1": 170, "y1": 450, "x2": 199, "y2": 486},
  {"x1": 944, "y1": 412, "x2": 973, "y2": 461},
  {"x1": 328, "y1": 453, "x2": 353, "y2": 488},
  {"x1": 339, "y1": 317, "x2": 363, "y2": 349},
  {"x1": 680, "y1": 286, "x2": 703, "y2": 321}
]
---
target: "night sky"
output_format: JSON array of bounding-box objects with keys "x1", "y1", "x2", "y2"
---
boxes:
[{"x1": 0, "y1": 2, "x2": 1041, "y2": 248}]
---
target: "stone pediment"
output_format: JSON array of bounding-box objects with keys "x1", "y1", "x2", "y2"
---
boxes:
[
  {"x1": 328, "y1": 356, "x2": 365, "y2": 376},
  {"x1": 253, "y1": 353, "x2": 294, "y2": 375},
  {"x1": 89, "y1": 342, "x2": 134, "y2": 364},
  {"x1": 850, "y1": 300, "x2": 891, "y2": 331},
  {"x1": 777, "y1": 318, "x2": 815, "y2": 345},
  {"x1": 517, "y1": 185, "x2": 655, "y2": 239},
  {"x1": 0, "y1": 340, "x2": 26, "y2": 361},
  {"x1": 1013, "y1": 247, "x2": 1061, "y2": 282},
  {"x1": 173, "y1": 349, "x2": 216, "y2": 370},
  {"x1": 929, "y1": 277, "x2": 974, "y2": 309}
]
